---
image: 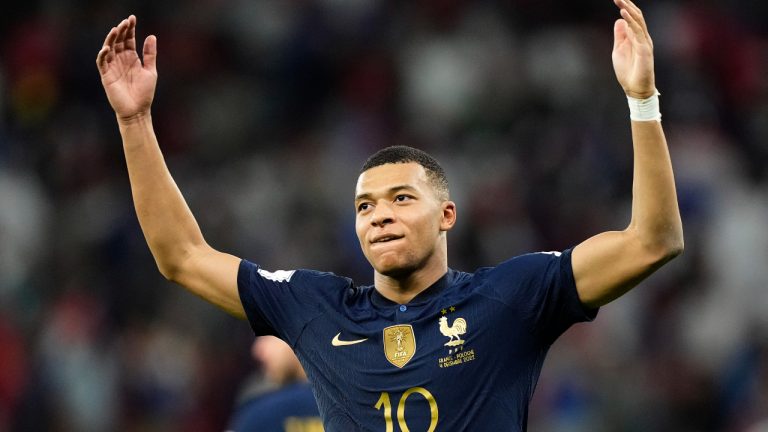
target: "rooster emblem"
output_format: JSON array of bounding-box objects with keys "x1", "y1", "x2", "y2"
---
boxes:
[{"x1": 439, "y1": 316, "x2": 467, "y2": 347}]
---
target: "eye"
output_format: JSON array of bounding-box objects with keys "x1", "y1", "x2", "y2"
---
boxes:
[
  {"x1": 394, "y1": 194, "x2": 412, "y2": 203},
  {"x1": 357, "y1": 202, "x2": 371, "y2": 212}
]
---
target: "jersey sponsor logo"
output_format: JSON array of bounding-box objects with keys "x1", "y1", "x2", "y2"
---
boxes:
[
  {"x1": 437, "y1": 307, "x2": 477, "y2": 368},
  {"x1": 331, "y1": 332, "x2": 368, "y2": 346},
  {"x1": 383, "y1": 324, "x2": 416, "y2": 368},
  {"x1": 257, "y1": 268, "x2": 296, "y2": 282}
]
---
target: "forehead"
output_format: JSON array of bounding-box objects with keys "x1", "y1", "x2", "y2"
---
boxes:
[{"x1": 355, "y1": 163, "x2": 430, "y2": 197}]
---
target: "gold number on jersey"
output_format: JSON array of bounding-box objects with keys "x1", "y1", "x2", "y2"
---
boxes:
[
  {"x1": 375, "y1": 392, "x2": 394, "y2": 432},
  {"x1": 375, "y1": 387, "x2": 438, "y2": 432}
]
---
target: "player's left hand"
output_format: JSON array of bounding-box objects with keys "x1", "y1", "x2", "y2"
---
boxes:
[{"x1": 611, "y1": 0, "x2": 655, "y2": 98}]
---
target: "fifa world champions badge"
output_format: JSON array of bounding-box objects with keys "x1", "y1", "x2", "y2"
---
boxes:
[{"x1": 383, "y1": 325, "x2": 416, "y2": 368}]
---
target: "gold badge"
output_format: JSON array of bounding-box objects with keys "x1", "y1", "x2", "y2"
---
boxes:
[{"x1": 383, "y1": 324, "x2": 416, "y2": 368}]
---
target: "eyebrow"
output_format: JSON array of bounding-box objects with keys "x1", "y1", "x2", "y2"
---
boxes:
[{"x1": 354, "y1": 185, "x2": 418, "y2": 202}]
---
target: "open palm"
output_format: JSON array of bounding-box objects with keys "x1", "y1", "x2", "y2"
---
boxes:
[
  {"x1": 611, "y1": 0, "x2": 655, "y2": 99},
  {"x1": 96, "y1": 15, "x2": 157, "y2": 121}
]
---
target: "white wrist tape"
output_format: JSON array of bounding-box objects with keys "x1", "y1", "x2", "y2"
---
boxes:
[{"x1": 627, "y1": 90, "x2": 661, "y2": 122}]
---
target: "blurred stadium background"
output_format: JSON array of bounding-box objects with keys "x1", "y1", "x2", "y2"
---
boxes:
[{"x1": 1, "y1": 0, "x2": 767, "y2": 430}]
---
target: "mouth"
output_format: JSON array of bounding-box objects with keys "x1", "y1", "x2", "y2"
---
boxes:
[{"x1": 370, "y1": 234, "x2": 404, "y2": 244}]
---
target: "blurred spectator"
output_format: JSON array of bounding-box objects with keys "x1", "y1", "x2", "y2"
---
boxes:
[{"x1": 228, "y1": 336, "x2": 322, "y2": 432}]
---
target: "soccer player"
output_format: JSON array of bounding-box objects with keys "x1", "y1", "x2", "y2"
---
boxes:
[
  {"x1": 96, "y1": 0, "x2": 683, "y2": 430},
  {"x1": 228, "y1": 336, "x2": 322, "y2": 432}
]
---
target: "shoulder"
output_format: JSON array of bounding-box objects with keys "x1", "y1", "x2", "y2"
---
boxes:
[
  {"x1": 236, "y1": 259, "x2": 359, "y2": 339},
  {"x1": 473, "y1": 250, "x2": 571, "y2": 284},
  {"x1": 239, "y1": 259, "x2": 354, "y2": 291},
  {"x1": 456, "y1": 249, "x2": 575, "y2": 309}
]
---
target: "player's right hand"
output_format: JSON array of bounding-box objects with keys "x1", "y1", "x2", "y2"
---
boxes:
[{"x1": 96, "y1": 15, "x2": 157, "y2": 123}]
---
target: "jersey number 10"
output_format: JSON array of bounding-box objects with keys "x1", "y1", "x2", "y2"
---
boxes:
[{"x1": 374, "y1": 387, "x2": 438, "y2": 432}]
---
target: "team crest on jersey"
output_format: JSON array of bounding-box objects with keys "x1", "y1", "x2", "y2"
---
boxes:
[
  {"x1": 383, "y1": 325, "x2": 416, "y2": 368},
  {"x1": 439, "y1": 316, "x2": 467, "y2": 346},
  {"x1": 438, "y1": 307, "x2": 476, "y2": 368}
]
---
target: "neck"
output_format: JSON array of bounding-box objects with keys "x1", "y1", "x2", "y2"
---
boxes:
[{"x1": 373, "y1": 250, "x2": 448, "y2": 305}]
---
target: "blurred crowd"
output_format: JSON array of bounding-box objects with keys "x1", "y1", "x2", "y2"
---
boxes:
[{"x1": 1, "y1": 0, "x2": 767, "y2": 431}]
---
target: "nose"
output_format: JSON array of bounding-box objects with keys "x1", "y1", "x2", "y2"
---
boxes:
[{"x1": 370, "y1": 201, "x2": 395, "y2": 227}]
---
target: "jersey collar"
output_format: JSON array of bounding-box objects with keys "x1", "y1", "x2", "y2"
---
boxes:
[{"x1": 370, "y1": 269, "x2": 454, "y2": 308}]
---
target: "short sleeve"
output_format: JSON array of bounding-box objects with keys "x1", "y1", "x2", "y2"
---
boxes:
[
  {"x1": 237, "y1": 260, "x2": 350, "y2": 345},
  {"x1": 484, "y1": 248, "x2": 598, "y2": 344}
]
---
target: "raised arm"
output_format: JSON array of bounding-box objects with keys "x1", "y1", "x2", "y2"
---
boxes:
[
  {"x1": 571, "y1": 0, "x2": 684, "y2": 308},
  {"x1": 96, "y1": 16, "x2": 244, "y2": 318}
]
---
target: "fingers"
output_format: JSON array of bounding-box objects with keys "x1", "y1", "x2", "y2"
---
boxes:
[
  {"x1": 125, "y1": 15, "x2": 137, "y2": 52},
  {"x1": 613, "y1": 0, "x2": 652, "y2": 45},
  {"x1": 113, "y1": 18, "x2": 129, "y2": 54},
  {"x1": 143, "y1": 35, "x2": 158, "y2": 73},
  {"x1": 102, "y1": 25, "x2": 117, "y2": 50},
  {"x1": 97, "y1": 26, "x2": 118, "y2": 72},
  {"x1": 96, "y1": 45, "x2": 110, "y2": 73},
  {"x1": 612, "y1": 19, "x2": 628, "y2": 51},
  {"x1": 96, "y1": 15, "x2": 142, "y2": 73}
]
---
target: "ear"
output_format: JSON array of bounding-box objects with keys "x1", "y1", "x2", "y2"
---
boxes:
[{"x1": 439, "y1": 201, "x2": 457, "y2": 231}]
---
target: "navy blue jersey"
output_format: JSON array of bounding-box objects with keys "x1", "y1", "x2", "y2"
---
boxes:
[
  {"x1": 228, "y1": 382, "x2": 323, "y2": 432},
  {"x1": 238, "y1": 249, "x2": 597, "y2": 431}
]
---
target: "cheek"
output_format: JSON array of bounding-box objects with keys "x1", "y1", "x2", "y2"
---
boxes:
[
  {"x1": 414, "y1": 212, "x2": 441, "y2": 237},
  {"x1": 355, "y1": 220, "x2": 368, "y2": 246}
]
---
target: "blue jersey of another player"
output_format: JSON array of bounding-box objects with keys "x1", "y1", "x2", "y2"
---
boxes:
[
  {"x1": 228, "y1": 382, "x2": 323, "y2": 432},
  {"x1": 238, "y1": 248, "x2": 597, "y2": 431}
]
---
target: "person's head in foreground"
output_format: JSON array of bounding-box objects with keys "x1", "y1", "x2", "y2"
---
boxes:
[
  {"x1": 355, "y1": 146, "x2": 456, "y2": 282},
  {"x1": 252, "y1": 335, "x2": 307, "y2": 385}
]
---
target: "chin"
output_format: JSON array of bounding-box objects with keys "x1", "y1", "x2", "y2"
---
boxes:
[
  {"x1": 378, "y1": 265, "x2": 417, "y2": 279},
  {"x1": 373, "y1": 255, "x2": 421, "y2": 279}
]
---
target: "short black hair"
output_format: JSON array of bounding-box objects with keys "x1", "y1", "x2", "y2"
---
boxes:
[{"x1": 360, "y1": 145, "x2": 449, "y2": 200}]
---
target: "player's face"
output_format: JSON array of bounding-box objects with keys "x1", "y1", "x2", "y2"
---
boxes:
[{"x1": 355, "y1": 163, "x2": 455, "y2": 278}]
